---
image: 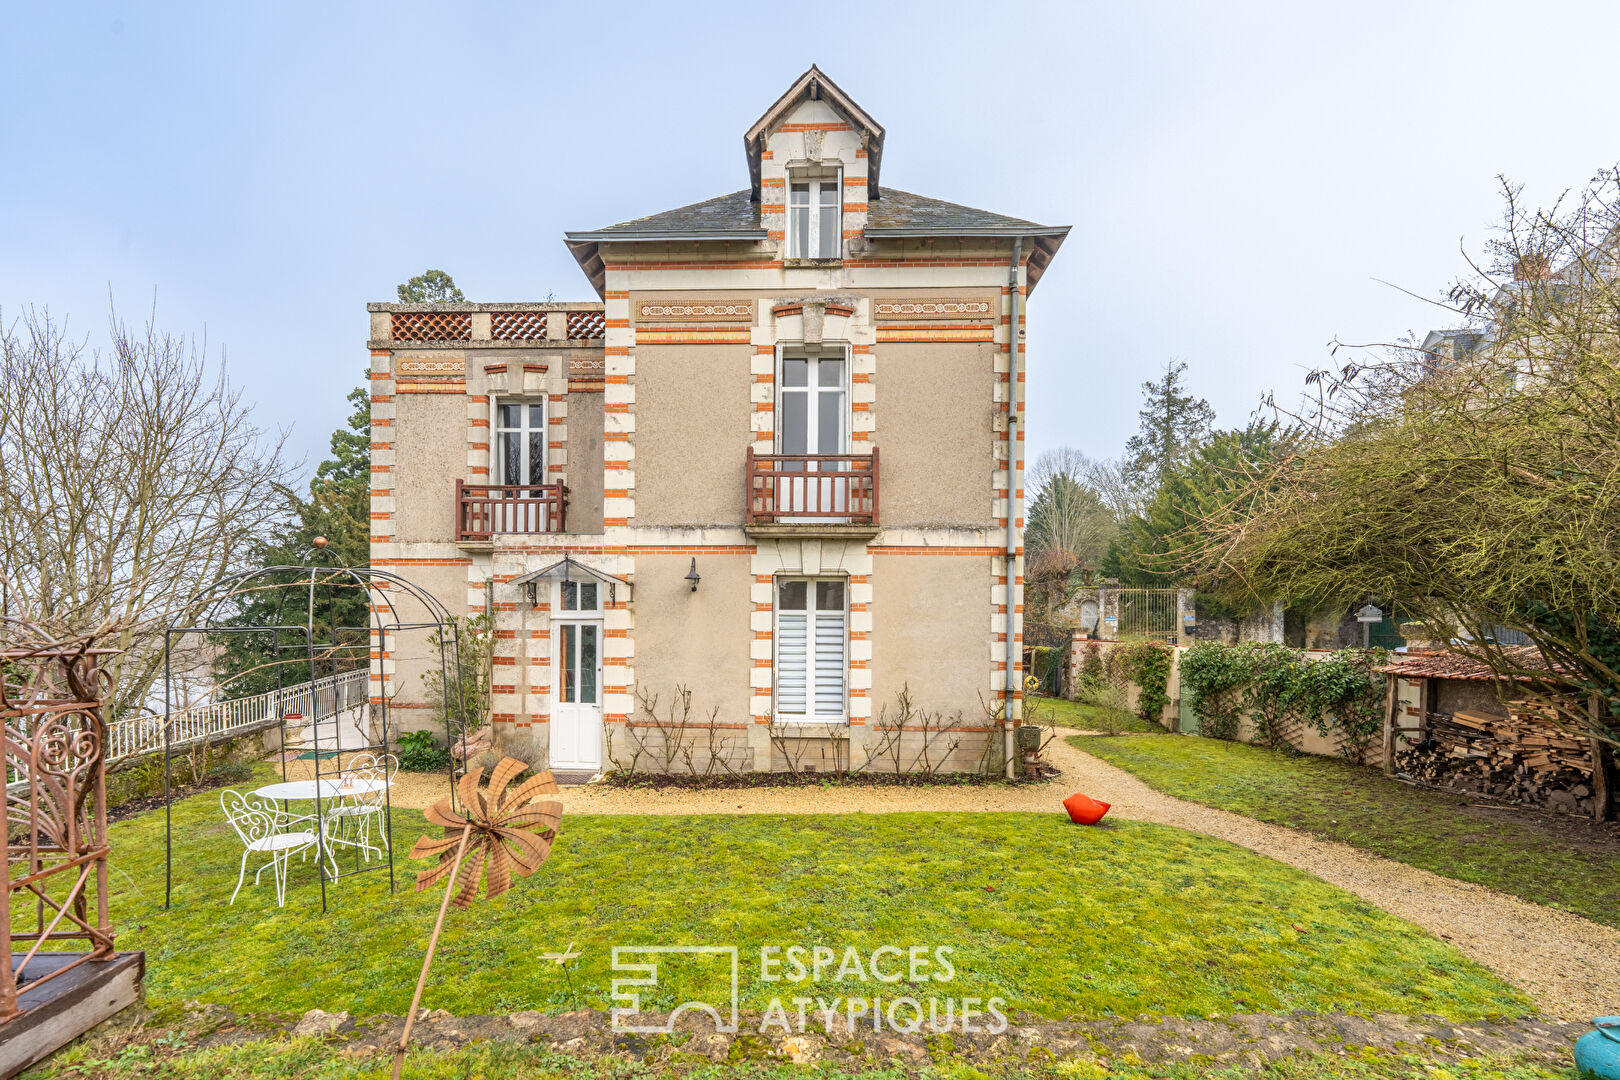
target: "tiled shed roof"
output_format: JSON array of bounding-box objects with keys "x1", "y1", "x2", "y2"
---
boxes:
[{"x1": 1377, "y1": 647, "x2": 1555, "y2": 681}]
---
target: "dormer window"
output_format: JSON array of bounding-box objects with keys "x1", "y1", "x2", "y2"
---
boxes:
[{"x1": 788, "y1": 171, "x2": 841, "y2": 260}]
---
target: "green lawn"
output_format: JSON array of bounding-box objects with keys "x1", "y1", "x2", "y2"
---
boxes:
[
  {"x1": 1073, "y1": 735, "x2": 1620, "y2": 928},
  {"x1": 1030, "y1": 696, "x2": 1166, "y2": 735},
  {"x1": 96, "y1": 764, "x2": 1527, "y2": 1024}
]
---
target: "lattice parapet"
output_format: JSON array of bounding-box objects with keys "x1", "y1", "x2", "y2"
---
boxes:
[
  {"x1": 391, "y1": 311, "x2": 473, "y2": 342},
  {"x1": 566, "y1": 310, "x2": 606, "y2": 340},
  {"x1": 490, "y1": 311, "x2": 548, "y2": 341}
]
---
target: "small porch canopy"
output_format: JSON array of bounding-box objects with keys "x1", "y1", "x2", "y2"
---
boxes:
[{"x1": 508, "y1": 556, "x2": 632, "y2": 607}]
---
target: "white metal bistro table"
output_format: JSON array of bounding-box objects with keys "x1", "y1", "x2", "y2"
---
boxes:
[
  {"x1": 251, "y1": 778, "x2": 387, "y2": 802},
  {"x1": 251, "y1": 778, "x2": 393, "y2": 876}
]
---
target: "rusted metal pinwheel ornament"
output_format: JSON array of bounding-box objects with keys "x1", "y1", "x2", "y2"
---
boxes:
[{"x1": 392, "y1": 758, "x2": 562, "y2": 1079}]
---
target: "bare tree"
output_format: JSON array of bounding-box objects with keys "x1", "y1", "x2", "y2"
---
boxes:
[
  {"x1": 0, "y1": 305, "x2": 291, "y2": 724},
  {"x1": 1026, "y1": 447, "x2": 1118, "y2": 615},
  {"x1": 1084, "y1": 456, "x2": 1148, "y2": 526},
  {"x1": 1196, "y1": 169, "x2": 1620, "y2": 746}
]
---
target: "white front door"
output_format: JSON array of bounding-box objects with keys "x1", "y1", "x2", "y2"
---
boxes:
[{"x1": 551, "y1": 619, "x2": 603, "y2": 770}]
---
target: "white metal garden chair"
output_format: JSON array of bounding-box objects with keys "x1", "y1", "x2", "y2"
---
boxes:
[
  {"x1": 220, "y1": 789, "x2": 318, "y2": 907},
  {"x1": 320, "y1": 752, "x2": 397, "y2": 865}
]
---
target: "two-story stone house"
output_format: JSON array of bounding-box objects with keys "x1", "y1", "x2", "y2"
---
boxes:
[{"x1": 367, "y1": 68, "x2": 1066, "y2": 775}]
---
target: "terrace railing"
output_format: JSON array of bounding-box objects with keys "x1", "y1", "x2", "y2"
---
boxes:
[
  {"x1": 103, "y1": 668, "x2": 370, "y2": 762},
  {"x1": 745, "y1": 448, "x2": 879, "y2": 526},
  {"x1": 456, "y1": 480, "x2": 569, "y2": 540}
]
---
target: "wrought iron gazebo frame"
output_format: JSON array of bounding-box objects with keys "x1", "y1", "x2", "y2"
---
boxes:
[
  {"x1": 161, "y1": 564, "x2": 469, "y2": 913},
  {"x1": 0, "y1": 637, "x2": 118, "y2": 1021}
]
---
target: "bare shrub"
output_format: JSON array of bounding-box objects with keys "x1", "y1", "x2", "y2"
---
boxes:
[
  {"x1": 609, "y1": 686, "x2": 742, "y2": 776},
  {"x1": 766, "y1": 712, "x2": 844, "y2": 775}
]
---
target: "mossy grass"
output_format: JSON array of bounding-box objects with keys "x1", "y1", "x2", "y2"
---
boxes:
[
  {"x1": 1032, "y1": 696, "x2": 1167, "y2": 735},
  {"x1": 95, "y1": 763, "x2": 1528, "y2": 1023},
  {"x1": 1074, "y1": 734, "x2": 1620, "y2": 928}
]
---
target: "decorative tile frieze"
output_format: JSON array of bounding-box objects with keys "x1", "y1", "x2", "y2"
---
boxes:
[
  {"x1": 397, "y1": 357, "x2": 467, "y2": 377},
  {"x1": 873, "y1": 298, "x2": 995, "y2": 322},
  {"x1": 636, "y1": 299, "x2": 756, "y2": 323}
]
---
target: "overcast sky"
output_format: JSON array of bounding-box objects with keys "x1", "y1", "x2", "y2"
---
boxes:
[{"x1": 5, "y1": 1, "x2": 1619, "y2": 477}]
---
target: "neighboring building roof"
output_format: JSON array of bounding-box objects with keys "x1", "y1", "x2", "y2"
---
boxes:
[
  {"x1": 1377, "y1": 647, "x2": 1555, "y2": 681},
  {"x1": 564, "y1": 188, "x2": 1069, "y2": 297},
  {"x1": 743, "y1": 66, "x2": 884, "y2": 200}
]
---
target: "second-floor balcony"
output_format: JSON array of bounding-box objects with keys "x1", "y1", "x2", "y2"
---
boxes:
[
  {"x1": 744, "y1": 447, "x2": 879, "y2": 537},
  {"x1": 456, "y1": 480, "x2": 569, "y2": 542}
]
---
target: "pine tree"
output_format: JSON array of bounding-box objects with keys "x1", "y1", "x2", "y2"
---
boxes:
[
  {"x1": 1122, "y1": 360, "x2": 1216, "y2": 494},
  {"x1": 1104, "y1": 421, "x2": 1292, "y2": 589}
]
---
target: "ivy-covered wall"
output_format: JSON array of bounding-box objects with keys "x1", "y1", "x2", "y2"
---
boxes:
[{"x1": 1068, "y1": 633, "x2": 1393, "y2": 766}]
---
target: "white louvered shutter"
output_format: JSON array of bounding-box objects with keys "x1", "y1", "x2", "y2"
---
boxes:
[
  {"x1": 813, "y1": 611, "x2": 846, "y2": 715},
  {"x1": 777, "y1": 612, "x2": 808, "y2": 716}
]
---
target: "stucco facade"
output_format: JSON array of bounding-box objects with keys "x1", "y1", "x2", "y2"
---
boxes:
[{"x1": 368, "y1": 68, "x2": 1066, "y2": 774}]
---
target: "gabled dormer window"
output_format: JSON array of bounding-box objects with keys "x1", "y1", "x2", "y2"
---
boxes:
[{"x1": 788, "y1": 171, "x2": 841, "y2": 260}]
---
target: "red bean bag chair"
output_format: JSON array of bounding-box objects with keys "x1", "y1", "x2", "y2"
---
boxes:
[{"x1": 1063, "y1": 792, "x2": 1111, "y2": 825}]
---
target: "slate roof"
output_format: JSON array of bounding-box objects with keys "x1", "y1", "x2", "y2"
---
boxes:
[
  {"x1": 864, "y1": 188, "x2": 1063, "y2": 237},
  {"x1": 564, "y1": 188, "x2": 1069, "y2": 296},
  {"x1": 570, "y1": 190, "x2": 764, "y2": 240},
  {"x1": 567, "y1": 188, "x2": 1063, "y2": 242}
]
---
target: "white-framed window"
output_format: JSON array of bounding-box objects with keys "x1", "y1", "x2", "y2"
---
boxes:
[
  {"x1": 778, "y1": 352, "x2": 847, "y2": 457},
  {"x1": 494, "y1": 398, "x2": 546, "y2": 488},
  {"x1": 788, "y1": 172, "x2": 841, "y2": 260},
  {"x1": 557, "y1": 578, "x2": 604, "y2": 613},
  {"x1": 774, "y1": 577, "x2": 847, "y2": 720}
]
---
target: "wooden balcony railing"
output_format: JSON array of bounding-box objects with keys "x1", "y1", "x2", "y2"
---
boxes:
[
  {"x1": 456, "y1": 480, "x2": 568, "y2": 540},
  {"x1": 745, "y1": 448, "x2": 878, "y2": 526}
]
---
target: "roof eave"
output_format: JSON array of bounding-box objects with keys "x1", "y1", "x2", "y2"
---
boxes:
[
  {"x1": 862, "y1": 226, "x2": 1070, "y2": 239},
  {"x1": 564, "y1": 231, "x2": 772, "y2": 299},
  {"x1": 563, "y1": 229, "x2": 770, "y2": 243},
  {"x1": 862, "y1": 226, "x2": 1070, "y2": 293},
  {"x1": 564, "y1": 238, "x2": 606, "y2": 299}
]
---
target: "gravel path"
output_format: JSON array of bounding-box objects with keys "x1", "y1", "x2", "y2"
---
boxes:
[{"x1": 302, "y1": 734, "x2": 1620, "y2": 1020}]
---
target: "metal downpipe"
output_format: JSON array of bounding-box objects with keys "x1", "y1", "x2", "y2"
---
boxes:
[{"x1": 1004, "y1": 237, "x2": 1024, "y2": 779}]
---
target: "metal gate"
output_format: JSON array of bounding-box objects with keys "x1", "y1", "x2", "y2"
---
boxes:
[{"x1": 1117, "y1": 586, "x2": 1179, "y2": 642}]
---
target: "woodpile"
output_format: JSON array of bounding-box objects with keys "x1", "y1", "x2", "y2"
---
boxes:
[{"x1": 1394, "y1": 703, "x2": 1599, "y2": 815}]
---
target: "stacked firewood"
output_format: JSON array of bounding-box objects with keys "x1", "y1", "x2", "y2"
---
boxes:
[{"x1": 1395, "y1": 703, "x2": 1598, "y2": 815}]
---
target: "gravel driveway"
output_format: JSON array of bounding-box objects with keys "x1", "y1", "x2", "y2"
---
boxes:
[{"x1": 300, "y1": 732, "x2": 1620, "y2": 1020}]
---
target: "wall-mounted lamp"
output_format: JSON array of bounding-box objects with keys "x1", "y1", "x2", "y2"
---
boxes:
[{"x1": 685, "y1": 558, "x2": 701, "y2": 592}]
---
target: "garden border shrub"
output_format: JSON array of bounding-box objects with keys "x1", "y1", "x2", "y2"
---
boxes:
[
  {"x1": 1118, "y1": 640, "x2": 1174, "y2": 724},
  {"x1": 1177, "y1": 642, "x2": 1388, "y2": 760}
]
